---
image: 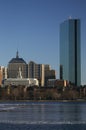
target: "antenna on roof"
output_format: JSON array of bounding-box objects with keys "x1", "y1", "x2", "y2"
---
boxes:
[{"x1": 16, "y1": 50, "x2": 19, "y2": 58}]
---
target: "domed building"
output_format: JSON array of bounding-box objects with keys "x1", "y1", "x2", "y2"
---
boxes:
[{"x1": 8, "y1": 51, "x2": 28, "y2": 78}]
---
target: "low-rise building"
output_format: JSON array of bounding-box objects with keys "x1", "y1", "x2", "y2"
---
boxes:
[
  {"x1": 4, "y1": 67, "x2": 39, "y2": 87},
  {"x1": 0, "y1": 66, "x2": 7, "y2": 86},
  {"x1": 47, "y1": 79, "x2": 69, "y2": 87},
  {"x1": 4, "y1": 78, "x2": 39, "y2": 87}
]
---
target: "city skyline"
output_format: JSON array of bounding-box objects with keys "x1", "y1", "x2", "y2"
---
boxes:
[{"x1": 0, "y1": 0, "x2": 86, "y2": 85}]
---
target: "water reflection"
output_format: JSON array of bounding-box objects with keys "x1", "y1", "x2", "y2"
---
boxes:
[
  {"x1": 0, "y1": 102, "x2": 86, "y2": 124},
  {"x1": 58, "y1": 103, "x2": 82, "y2": 122}
]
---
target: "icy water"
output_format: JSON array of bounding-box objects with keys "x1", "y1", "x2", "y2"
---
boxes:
[{"x1": 0, "y1": 101, "x2": 86, "y2": 130}]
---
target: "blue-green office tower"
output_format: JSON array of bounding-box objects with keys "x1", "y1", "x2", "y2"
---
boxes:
[{"x1": 60, "y1": 19, "x2": 81, "y2": 86}]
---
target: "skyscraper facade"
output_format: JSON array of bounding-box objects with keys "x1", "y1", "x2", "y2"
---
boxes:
[
  {"x1": 60, "y1": 19, "x2": 81, "y2": 86},
  {"x1": 28, "y1": 61, "x2": 45, "y2": 86},
  {"x1": 8, "y1": 51, "x2": 28, "y2": 78}
]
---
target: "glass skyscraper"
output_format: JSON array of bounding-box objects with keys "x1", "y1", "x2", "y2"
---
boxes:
[{"x1": 60, "y1": 19, "x2": 81, "y2": 86}]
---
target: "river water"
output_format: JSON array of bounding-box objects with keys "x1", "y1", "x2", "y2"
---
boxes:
[{"x1": 0, "y1": 101, "x2": 86, "y2": 130}]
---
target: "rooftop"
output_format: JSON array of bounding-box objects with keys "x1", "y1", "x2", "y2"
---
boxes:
[{"x1": 9, "y1": 51, "x2": 26, "y2": 64}]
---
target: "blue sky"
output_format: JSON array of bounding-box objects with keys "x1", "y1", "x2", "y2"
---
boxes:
[{"x1": 0, "y1": 0, "x2": 86, "y2": 85}]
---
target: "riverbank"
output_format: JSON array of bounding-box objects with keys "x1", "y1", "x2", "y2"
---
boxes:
[{"x1": 0, "y1": 99, "x2": 86, "y2": 103}]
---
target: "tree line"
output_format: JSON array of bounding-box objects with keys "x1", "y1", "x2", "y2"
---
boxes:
[{"x1": 0, "y1": 85, "x2": 86, "y2": 101}]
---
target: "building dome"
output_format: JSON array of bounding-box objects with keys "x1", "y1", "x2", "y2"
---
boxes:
[{"x1": 9, "y1": 51, "x2": 26, "y2": 64}]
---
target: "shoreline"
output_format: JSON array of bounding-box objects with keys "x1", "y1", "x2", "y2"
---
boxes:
[{"x1": 0, "y1": 99, "x2": 86, "y2": 103}]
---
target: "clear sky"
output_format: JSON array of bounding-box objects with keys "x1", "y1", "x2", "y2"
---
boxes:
[{"x1": 0, "y1": 0, "x2": 86, "y2": 85}]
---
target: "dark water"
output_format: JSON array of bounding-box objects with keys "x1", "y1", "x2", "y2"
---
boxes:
[
  {"x1": 0, "y1": 101, "x2": 86, "y2": 130},
  {"x1": 0, "y1": 123, "x2": 86, "y2": 130}
]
